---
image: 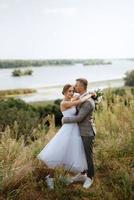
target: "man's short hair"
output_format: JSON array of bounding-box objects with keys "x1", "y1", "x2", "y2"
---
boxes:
[{"x1": 76, "y1": 78, "x2": 88, "y2": 89}]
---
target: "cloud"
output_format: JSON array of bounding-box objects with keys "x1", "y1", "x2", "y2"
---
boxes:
[
  {"x1": 0, "y1": 3, "x2": 9, "y2": 9},
  {"x1": 44, "y1": 7, "x2": 77, "y2": 16},
  {"x1": 15, "y1": 0, "x2": 23, "y2": 3}
]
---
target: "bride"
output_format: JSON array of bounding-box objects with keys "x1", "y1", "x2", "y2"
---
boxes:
[{"x1": 37, "y1": 84, "x2": 93, "y2": 174}]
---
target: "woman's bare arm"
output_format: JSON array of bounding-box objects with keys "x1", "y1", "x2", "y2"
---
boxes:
[
  {"x1": 60, "y1": 99, "x2": 81, "y2": 111},
  {"x1": 71, "y1": 95, "x2": 80, "y2": 102},
  {"x1": 60, "y1": 93, "x2": 93, "y2": 111}
]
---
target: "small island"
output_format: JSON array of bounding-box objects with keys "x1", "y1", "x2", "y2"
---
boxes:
[
  {"x1": 12, "y1": 69, "x2": 33, "y2": 77},
  {"x1": 83, "y1": 59, "x2": 112, "y2": 66}
]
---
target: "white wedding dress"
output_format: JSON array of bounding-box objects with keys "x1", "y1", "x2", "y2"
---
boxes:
[{"x1": 37, "y1": 106, "x2": 87, "y2": 173}]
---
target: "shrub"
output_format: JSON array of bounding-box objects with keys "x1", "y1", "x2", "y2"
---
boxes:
[
  {"x1": 0, "y1": 98, "x2": 62, "y2": 140},
  {"x1": 124, "y1": 70, "x2": 134, "y2": 86},
  {"x1": 0, "y1": 98, "x2": 39, "y2": 139},
  {"x1": 131, "y1": 88, "x2": 134, "y2": 95},
  {"x1": 37, "y1": 99, "x2": 62, "y2": 127},
  {"x1": 112, "y1": 88, "x2": 126, "y2": 96},
  {"x1": 12, "y1": 69, "x2": 22, "y2": 76}
]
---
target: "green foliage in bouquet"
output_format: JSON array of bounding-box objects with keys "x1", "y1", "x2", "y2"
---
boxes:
[{"x1": 92, "y1": 88, "x2": 104, "y2": 104}]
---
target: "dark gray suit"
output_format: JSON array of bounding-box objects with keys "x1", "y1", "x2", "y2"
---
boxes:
[{"x1": 63, "y1": 98, "x2": 96, "y2": 178}]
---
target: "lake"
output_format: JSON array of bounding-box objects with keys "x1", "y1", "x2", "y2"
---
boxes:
[{"x1": 0, "y1": 59, "x2": 134, "y2": 102}]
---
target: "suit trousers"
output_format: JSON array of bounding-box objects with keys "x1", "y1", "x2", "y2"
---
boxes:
[{"x1": 81, "y1": 136, "x2": 95, "y2": 178}]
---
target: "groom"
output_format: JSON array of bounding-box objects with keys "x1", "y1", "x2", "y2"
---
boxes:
[{"x1": 62, "y1": 78, "x2": 96, "y2": 189}]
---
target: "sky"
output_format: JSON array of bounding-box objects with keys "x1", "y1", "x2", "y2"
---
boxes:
[{"x1": 0, "y1": 0, "x2": 134, "y2": 59}]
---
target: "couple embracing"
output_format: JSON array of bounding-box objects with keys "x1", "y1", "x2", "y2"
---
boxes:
[{"x1": 37, "y1": 78, "x2": 96, "y2": 189}]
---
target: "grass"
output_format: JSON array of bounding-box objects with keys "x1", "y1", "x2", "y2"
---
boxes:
[
  {"x1": 0, "y1": 89, "x2": 36, "y2": 98},
  {"x1": 0, "y1": 88, "x2": 134, "y2": 200}
]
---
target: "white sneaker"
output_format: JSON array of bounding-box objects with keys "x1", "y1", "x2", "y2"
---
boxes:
[
  {"x1": 83, "y1": 177, "x2": 93, "y2": 189},
  {"x1": 45, "y1": 175, "x2": 54, "y2": 190},
  {"x1": 71, "y1": 173, "x2": 87, "y2": 183}
]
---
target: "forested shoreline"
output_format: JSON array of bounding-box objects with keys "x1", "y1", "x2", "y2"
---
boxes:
[{"x1": 0, "y1": 59, "x2": 111, "y2": 68}]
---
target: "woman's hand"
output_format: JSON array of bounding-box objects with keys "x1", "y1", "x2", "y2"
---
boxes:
[{"x1": 71, "y1": 95, "x2": 80, "y2": 102}]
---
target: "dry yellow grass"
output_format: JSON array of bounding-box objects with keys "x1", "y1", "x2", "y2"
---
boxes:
[{"x1": 0, "y1": 89, "x2": 134, "y2": 200}]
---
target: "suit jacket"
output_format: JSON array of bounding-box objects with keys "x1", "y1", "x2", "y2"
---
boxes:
[{"x1": 63, "y1": 98, "x2": 96, "y2": 137}]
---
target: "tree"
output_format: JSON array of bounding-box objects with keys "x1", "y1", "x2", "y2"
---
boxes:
[{"x1": 124, "y1": 70, "x2": 134, "y2": 86}]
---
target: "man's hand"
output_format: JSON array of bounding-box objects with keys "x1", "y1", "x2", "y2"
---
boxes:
[{"x1": 90, "y1": 92, "x2": 97, "y2": 100}]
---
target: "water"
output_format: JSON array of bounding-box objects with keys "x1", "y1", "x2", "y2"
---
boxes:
[{"x1": 0, "y1": 59, "x2": 134, "y2": 102}]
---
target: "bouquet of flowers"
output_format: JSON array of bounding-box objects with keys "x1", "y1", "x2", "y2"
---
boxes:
[{"x1": 91, "y1": 88, "x2": 104, "y2": 104}]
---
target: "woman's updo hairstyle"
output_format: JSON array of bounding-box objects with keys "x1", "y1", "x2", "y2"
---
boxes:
[{"x1": 62, "y1": 84, "x2": 73, "y2": 95}]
